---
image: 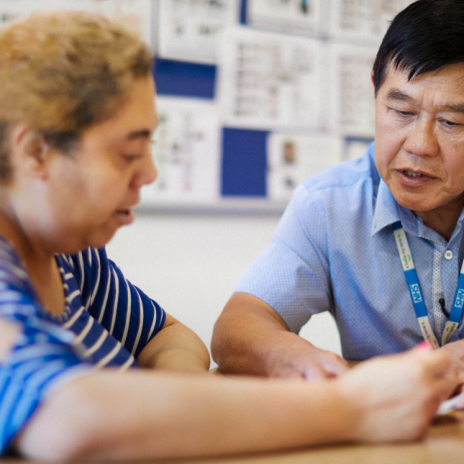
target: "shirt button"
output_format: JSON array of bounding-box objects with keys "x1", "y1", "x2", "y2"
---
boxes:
[{"x1": 444, "y1": 250, "x2": 453, "y2": 260}]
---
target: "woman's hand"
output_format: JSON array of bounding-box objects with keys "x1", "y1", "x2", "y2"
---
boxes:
[{"x1": 336, "y1": 344, "x2": 457, "y2": 443}]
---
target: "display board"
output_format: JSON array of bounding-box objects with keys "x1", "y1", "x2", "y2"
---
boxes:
[{"x1": 0, "y1": 0, "x2": 416, "y2": 213}]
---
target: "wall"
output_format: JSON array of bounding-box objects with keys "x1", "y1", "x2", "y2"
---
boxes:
[{"x1": 106, "y1": 212, "x2": 341, "y2": 367}]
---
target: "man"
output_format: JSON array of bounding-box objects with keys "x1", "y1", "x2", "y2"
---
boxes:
[{"x1": 212, "y1": 0, "x2": 464, "y2": 381}]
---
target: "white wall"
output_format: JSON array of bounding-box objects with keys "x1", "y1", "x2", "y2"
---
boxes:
[{"x1": 106, "y1": 213, "x2": 341, "y2": 367}]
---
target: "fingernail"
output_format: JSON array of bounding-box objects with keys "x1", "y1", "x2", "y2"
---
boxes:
[{"x1": 417, "y1": 341, "x2": 431, "y2": 350}]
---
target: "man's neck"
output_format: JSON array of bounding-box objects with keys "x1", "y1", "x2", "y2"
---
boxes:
[{"x1": 414, "y1": 207, "x2": 463, "y2": 242}]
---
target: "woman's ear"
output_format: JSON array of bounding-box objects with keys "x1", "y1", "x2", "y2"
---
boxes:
[{"x1": 10, "y1": 124, "x2": 50, "y2": 179}]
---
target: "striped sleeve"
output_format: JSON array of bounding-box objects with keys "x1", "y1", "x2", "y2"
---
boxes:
[
  {"x1": 0, "y1": 316, "x2": 91, "y2": 454},
  {"x1": 69, "y1": 248, "x2": 166, "y2": 359},
  {"x1": 0, "y1": 243, "x2": 92, "y2": 455}
]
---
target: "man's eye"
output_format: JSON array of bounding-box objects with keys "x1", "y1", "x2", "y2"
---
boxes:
[
  {"x1": 441, "y1": 119, "x2": 459, "y2": 127},
  {"x1": 394, "y1": 109, "x2": 413, "y2": 117}
]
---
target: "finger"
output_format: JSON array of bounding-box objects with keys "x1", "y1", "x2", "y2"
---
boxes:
[
  {"x1": 433, "y1": 375, "x2": 460, "y2": 404},
  {"x1": 301, "y1": 365, "x2": 330, "y2": 380},
  {"x1": 270, "y1": 366, "x2": 306, "y2": 381},
  {"x1": 279, "y1": 370, "x2": 306, "y2": 381},
  {"x1": 406, "y1": 346, "x2": 453, "y2": 380},
  {"x1": 323, "y1": 358, "x2": 350, "y2": 376}
]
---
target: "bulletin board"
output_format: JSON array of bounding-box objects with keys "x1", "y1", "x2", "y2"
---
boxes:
[{"x1": 0, "y1": 0, "x2": 416, "y2": 214}]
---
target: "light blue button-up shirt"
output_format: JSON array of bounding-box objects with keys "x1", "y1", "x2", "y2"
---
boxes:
[{"x1": 235, "y1": 143, "x2": 464, "y2": 360}]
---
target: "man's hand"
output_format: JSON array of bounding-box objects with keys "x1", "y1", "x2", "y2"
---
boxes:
[
  {"x1": 267, "y1": 337, "x2": 348, "y2": 380},
  {"x1": 212, "y1": 292, "x2": 348, "y2": 379}
]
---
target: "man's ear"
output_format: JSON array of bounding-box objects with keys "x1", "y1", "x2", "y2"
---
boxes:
[
  {"x1": 371, "y1": 69, "x2": 375, "y2": 89},
  {"x1": 10, "y1": 124, "x2": 50, "y2": 179}
]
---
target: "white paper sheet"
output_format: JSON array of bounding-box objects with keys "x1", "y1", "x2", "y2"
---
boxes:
[
  {"x1": 157, "y1": 0, "x2": 240, "y2": 64},
  {"x1": 218, "y1": 26, "x2": 323, "y2": 131},
  {"x1": 437, "y1": 392, "x2": 464, "y2": 416},
  {"x1": 267, "y1": 132, "x2": 343, "y2": 201},
  {"x1": 0, "y1": 0, "x2": 153, "y2": 46},
  {"x1": 247, "y1": 0, "x2": 324, "y2": 36},
  {"x1": 328, "y1": 0, "x2": 416, "y2": 47},
  {"x1": 141, "y1": 97, "x2": 221, "y2": 205}
]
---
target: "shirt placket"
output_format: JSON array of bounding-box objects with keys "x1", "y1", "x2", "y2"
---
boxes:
[
  {"x1": 438, "y1": 241, "x2": 461, "y2": 342},
  {"x1": 432, "y1": 243, "x2": 446, "y2": 338}
]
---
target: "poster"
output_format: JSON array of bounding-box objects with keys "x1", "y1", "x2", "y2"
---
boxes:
[
  {"x1": 0, "y1": 0, "x2": 153, "y2": 45},
  {"x1": 327, "y1": 42, "x2": 377, "y2": 137},
  {"x1": 141, "y1": 97, "x2": 221, "y2": 206},
  {"x1": 267, "y1": 133, "x2": 343, "y2": 201},
  {"x1": 328, "y1": 0, "x2": 416, "y2": 46},
  {"x1": 217, "y1": 26, "x2": 323, "y2": 131},
  {"x1": 247, "y1": 0, "x2": 324, "y2": 36},
  {"x1": 342, "y1": 137, "x2": 373, "y2": 161},
  {"x1": 158, "y1": 0, "x2": 240, "y2": 64}
]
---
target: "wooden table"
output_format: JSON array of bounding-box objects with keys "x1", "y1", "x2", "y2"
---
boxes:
[{"x1": 2, "y1": 413, "x2": 464, "y2": 464}]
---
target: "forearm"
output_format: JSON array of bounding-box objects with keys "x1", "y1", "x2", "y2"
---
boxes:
[
  {"x1": 15, "y1": 370, "x2": 355, "y2": 462},
  {"x1": 212, "y1": 310, "x2": 306, "y2": 376},
  {"x1": 212, "y1": 293, "x2": 298, "y2": 375},
  {"x1": 16, "y1": 347, "x2": 455, "y2": 461},
  {"x1": 212, "y1": 293, "x2": 346, "y2": 379},
  {"x1": 137, "y1": 314, "x2": 210, "y2": 373}
]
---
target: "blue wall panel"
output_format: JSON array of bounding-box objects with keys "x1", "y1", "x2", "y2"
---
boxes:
[
  {"x1": 222, "y1": 128, "x2": 268, "y2": 197},
  {"x1": 154, "y1": 58, "x2": 216, "y2": 99}
]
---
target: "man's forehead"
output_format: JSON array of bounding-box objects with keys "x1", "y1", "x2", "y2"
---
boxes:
[{"x1": 381, "y1": 62, "x2": 464, "y2": 102}]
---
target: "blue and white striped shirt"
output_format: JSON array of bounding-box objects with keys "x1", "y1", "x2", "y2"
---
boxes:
[{"x1": 0, "y1": 238, "x2": 165, "y2": 454}]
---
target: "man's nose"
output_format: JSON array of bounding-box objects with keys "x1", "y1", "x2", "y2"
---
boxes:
[{"x1": 403, "y1": 117, "x2": 439, "y2": 157}]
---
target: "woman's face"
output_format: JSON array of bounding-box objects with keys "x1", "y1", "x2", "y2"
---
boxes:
[{"x1": 22, "y1": 76, "x2": 159, "y2": 254}]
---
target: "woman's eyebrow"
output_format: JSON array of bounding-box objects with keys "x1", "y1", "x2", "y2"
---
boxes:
[{"x1": 126, "y1": 129, "x2": 152, "y2": 140}]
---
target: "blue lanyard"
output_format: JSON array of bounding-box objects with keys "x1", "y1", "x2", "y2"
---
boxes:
[{"x1": 393, "y1": 221, "x2": 464, "y2": 347}]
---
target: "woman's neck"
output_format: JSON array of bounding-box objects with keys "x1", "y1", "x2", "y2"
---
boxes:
[{"x1": 0, "y1": 207, "x2": 65, "y2": 315}]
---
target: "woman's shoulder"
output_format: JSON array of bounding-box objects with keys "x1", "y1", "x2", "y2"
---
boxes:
[
  {"x1": 57, "y1": 247, "x2": 113, "y2": 281},
  {"x1": 0, "y1": 235, "x2": 33, "y2": 289},
  {"x1": 57, "y1": 247, "x2": 113, "y2": 302}
]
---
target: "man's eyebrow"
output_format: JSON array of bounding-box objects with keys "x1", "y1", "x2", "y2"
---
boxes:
[
  {"x1": 126, "y1": 129, "x2": 152, "y2": 140},
  {"x1": 442, "y1": 103, "x2": 464, "y2": 113},
  {"x1": 386, "y1": 89, "x2": 414, "y2": 102},
  {"x1": 387, "y1": 88, "x2": 464, "y2": 112}
]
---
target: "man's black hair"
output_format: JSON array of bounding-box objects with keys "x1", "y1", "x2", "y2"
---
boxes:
[{"x1": 373, "y1": 0, "x2": 464, "y2": 95}]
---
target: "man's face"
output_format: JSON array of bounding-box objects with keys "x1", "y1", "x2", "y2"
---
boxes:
[{"x1": 374, "y1": 63, "x2": 464, "y2": 218}]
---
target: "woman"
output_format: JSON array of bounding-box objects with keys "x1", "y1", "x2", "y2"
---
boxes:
[{"x1": 0, "y1": 11, "x2": 457, "y2": 462}]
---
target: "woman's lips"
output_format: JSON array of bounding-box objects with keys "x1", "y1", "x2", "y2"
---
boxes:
[{"x1": 115, "y1": 208, "x2": 135, "y2": 225}]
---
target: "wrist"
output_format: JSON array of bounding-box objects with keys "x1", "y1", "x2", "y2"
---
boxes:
[{"x1": 326, "y1": 380, "x2": 364, "y2": 442}]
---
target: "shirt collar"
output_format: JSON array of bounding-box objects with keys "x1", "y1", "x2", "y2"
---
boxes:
[
  {"x1": 371, "y1": 178, "x2": 464, "y2": 244},
  {"x1": 371, "y1": 180, "x2": 401, "y2": 237}
]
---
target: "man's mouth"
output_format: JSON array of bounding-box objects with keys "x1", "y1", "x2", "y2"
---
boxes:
[{"x1": 402, "y1": 170, "x2": 424, "y2": 178}]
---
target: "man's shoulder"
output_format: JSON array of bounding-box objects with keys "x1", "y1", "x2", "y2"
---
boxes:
[{"x1": 301, "y1": 144, "x2": 378, "y2": 196}]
